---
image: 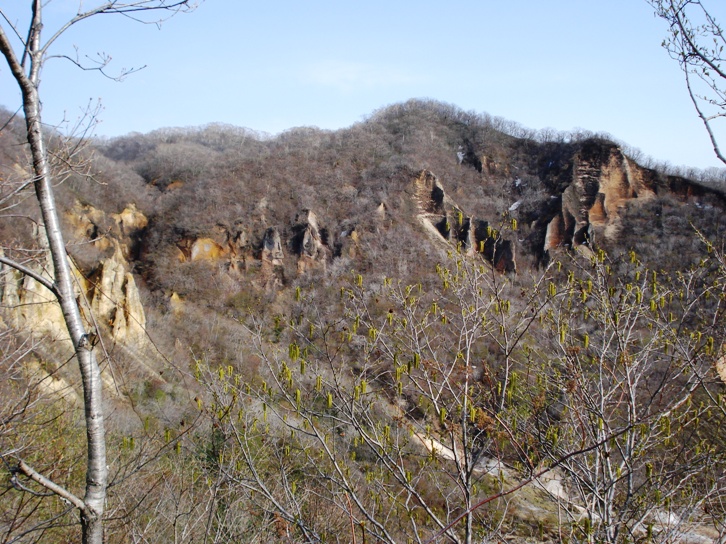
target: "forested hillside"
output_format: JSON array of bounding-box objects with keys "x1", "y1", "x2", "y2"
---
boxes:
[{"x1": 2, "y1": 99, "x2": 726, "y2": 542}]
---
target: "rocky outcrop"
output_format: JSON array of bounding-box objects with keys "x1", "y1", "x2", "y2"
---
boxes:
[
  {"x1": 259, "y1": 226, "x2": 285, "y2": 289},
  {"x1": 542, "y1": 141, "x2": 658, "y2": 253},
  {"x1": 0, "y1": 241, "x2": 148, "y2": 396},
  {"x1": 291, "y1": 210, "x2": 329, "y2": 274},
  {"x1": 0, "y1": 248, "x2": 72, "y2": 343},
  {"x1": 189, "y1": 238, "x2": 227, "y2": 261},
  {"x1": 5, "y1": 202, "x2": 150, "y2": 353},
  {"x1": 112, "y1": 203, "x2": 148, "y2": 238},
  {"x1": 569, "y1": 142, "x2": 653, "y2": 241},
  {"x1": 1, "y1": 242, "x2": 148, "y2": 355},
  {"x1": 261, "y1": 227, "x2": 284, "y2": 266},
  {"x1": 68, "y1": 201, "x2": 148, "y2": 259},
  {"x1": 88, "y1": 242, "x2": 147, "y2": 347},
  {"x1": 172, "y1": 207, "x2": 336, "y2": 283},
  {"x1": 414, "y1": 170, "x2": 516, "y2": 273}
]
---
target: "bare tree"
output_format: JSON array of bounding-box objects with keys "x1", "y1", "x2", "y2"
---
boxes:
[
  {"x1": 649, "y1": 0, "x2": 726, "y2": 165},
  {"x1": 0, "y1": 2, "x2": 193, "y2": 542},
  {"x1": 192, "y1": 248, "x2": 563, "y2": 543},
  {"x1": 537, "y1": 250, "x2": 726, "y2": 542}
]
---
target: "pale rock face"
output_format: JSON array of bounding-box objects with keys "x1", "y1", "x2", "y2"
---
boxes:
[
  {"x1": 169, "y1": 292, "x2": 184, "y2": 315},
  {"x1": 261, "y1": 227, "x2": 284, "y2": 265},
  {"x1": 716, "y1": 355, "x2": 726, "y2": 386},
  {"x1": 112, "y1": 203, "x2": 148, "y2": 237},
  {"x1": 376, "y1": 202, "x2": 387, "y2": 221},
  {"x1": 92, "y1": 244, "x2": 128, "y2": 321},
  {"x1": 68, "y1": 201, "x2": 106, "y2": 242},
  {"x1": 545, "y1": 215, "x2": 565, "y2": 251},
  {"x1": 413, "y1": 170, "x2": 516, "y2": 273},
  {"x1": 230, "y1": 222, "x2": 249, "y2": 253},
  {"x1": 89, "y1": 242, "x2": 147, "y2": 346},
  {"x1": 67, "y1": 201, "x2": 149, "y2": 257},
  {"x1": 0, "y1": 246, "x2": 85, "y2": 344},
  {"x1": 190, "y1": 238, "x2": 228, "y2": 261},
  {"x1": 415, "y1": 170, "x2": 447, "y2": 216},
  {"x1": 293, "y1": 210, "x2": 328, "y2": 274},
  {"x1": 1, "y1": 207, "x2": 149, "y2": 353}
]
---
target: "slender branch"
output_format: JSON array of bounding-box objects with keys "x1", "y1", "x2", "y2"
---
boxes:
[
  {"x1": 0, "y1": 10, "x2": 26, "y2": 44},
  {"x1": 50, "y1": 52, "x2": 147, "y2": 81},
  {"x1": 423, "y1": 424, "x2": 636, "y2": 544},
  {"x1": 14, "y1": 459, "x2": 86, "y2": 511},
  {"x1": 40, "y1": 1, "x2": 192, "y2": 58},
  {"x1": 0, "y1": 254, "x2": 60, "y2": 298},
  {"x1": 686, "y1": 68, "x2": 726, "y2": 165},
  {"x1": 670, "y1": 0, "x2": 726, "y2": 80}
]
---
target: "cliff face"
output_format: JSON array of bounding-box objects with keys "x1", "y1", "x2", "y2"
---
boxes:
[
  {"x1": 5, "y1": 119, "x2": 724, "y2": 365},
  {"x1": 554, "y1": 141, "x2": 656, "y2": 248},
  {"x1": 0, "y1": 203, "x2": 149, "y2": 361},
  {"x1": 129, "y1": 137, "x2": 726, "y2": 294},
  {"x1": 414, "y1": 170, "x2": 516, "y2": 272},
  {"x1": 521, "y1": 140, "x2": 724, "y2": 261}
]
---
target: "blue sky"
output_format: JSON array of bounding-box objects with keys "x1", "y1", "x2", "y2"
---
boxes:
[{"x1": 1, "y1": 1, "x2": 725, "y2": 170}]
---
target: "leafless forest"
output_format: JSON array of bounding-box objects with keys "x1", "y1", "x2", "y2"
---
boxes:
[{"x1": 2, "y1": 98, "x2": 726, "y2": 542}]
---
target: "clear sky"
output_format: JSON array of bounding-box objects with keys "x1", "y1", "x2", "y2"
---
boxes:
[{"x1": 1, "y1": 1, "x2": 725, "y2": 170}]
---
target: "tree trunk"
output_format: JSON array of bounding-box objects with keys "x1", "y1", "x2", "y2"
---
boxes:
[
  {"x1": 21, "y1": 83, "x2": 108, "y2": 544},
  {"x1": 0, "y1": 19, "x2": 108, "y2": 540}
]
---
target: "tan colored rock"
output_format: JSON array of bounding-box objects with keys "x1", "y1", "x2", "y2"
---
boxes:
[
  {"x1": 415, "y1": 170, "x2": 447, "y2": 215},
  {"x1": 112, "y1": 203, "x2": 148, "y2": 236},
  {"x1": 551, "y1": 141, "x2": 658, "y2": 251},
  {"x1": 292, "y1": 210, "x2": 329, "y2": 274},
  {"x1": 716, "y1": 355, "x2": 726, "y2": 386},
  {"x1": 169, "y1": 292, "x2": 184, "y2": 315},
  {"x1": 376, "y1": 202, "x2": 387, "y2": 221},
  {"x1": 117, "y1": 271, "x2": 147, "y2": 345},
  {"x1": 0, "y1": 246, "x2": 86, "y2": 344},
  {"x1": 67, "y1": 201, "x2": 148, "y2": 256},
  {"x1": 67, "y1": 201, "x2": 106, "y2": 241},
  {"x1": 190, "y1": 237, "x2": 228, "y2": 261},
  {"x1": 413, "y1": 171, "x2": 516, "y2": 273},
  {"x1": 91, "y1": 244, "x2": 127, "y2": 321},
  {"x1": 545, "y1": 215, "x2": 565, "y2": 251},
  {"x1": 89, "y1": 242, "x2": 147, "y2": 347}
]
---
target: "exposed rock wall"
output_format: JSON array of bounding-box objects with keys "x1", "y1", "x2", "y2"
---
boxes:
[
  {"x1": 88, "y1": 242, "x2": 147, "y2": 346},
  {"x1": 413, "y1": 170, "x2": 516, "y2": 273},
  {"x1": 544, "y1": 141, "x2": 658, "y2": 253},
  {"x1": 0, "y1": 248, "x2": 71, "y2": 343},
  {"x1": 0, "y1": 241, "x2": 148, "y2": 353},
  {"x1": 292, "y1": 210, "x2": 329, "y2": 274},
  {"x1": 173, "y1": 206, "x2": 337, "y2": 284}
]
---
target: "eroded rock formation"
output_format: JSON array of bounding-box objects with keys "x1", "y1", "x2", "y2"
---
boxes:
[
  {"x1": 261, "y1": 226, "x2": 284, "y2": 266},
  {"x1": 0, "y1": 231, "x2": 148, "y2": 355},
  {"x1": 414, "y1": 170, "x2": 516, "y2": 273},
  {"x1": 543, "y1": 141, "x2": 658, "y2": 253},
  {"x1": 88, "y1": 242, "x2": 147, "y2": 346},
  {"x1": 292, "y1": 210, "x2": 329, "y2": 274}
]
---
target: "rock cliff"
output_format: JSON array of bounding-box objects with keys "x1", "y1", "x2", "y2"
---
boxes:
[
  {"x1": 0, "y1": 204, "x2": 150, "y2": 356},
  {"x1": 414, "y1": 169, "x2": 517, "y2": 272},
  {"x1": 518, "y1": 139, "x2": 726, "y2": 262}
]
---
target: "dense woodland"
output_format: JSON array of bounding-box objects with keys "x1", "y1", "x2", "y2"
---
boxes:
[{"x1": 2, "y1": 99, "x2": 726, "y2": 542}]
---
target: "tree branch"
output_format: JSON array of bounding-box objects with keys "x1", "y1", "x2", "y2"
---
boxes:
[
  {"x1": 40, "y1": 1, "x2": 193, "y2": 57},
  {"x1": 423, "y1": 424, "x2": 637, "y2": 544},
  {"x1": 14, "y1": 458, "x2": 86, "y2": 511},
  {"x1": 0, "y1": 254, "x2": 60, "y2": 298},
  {"x1": 686, "y1": 67, "x2": 726, "y2": 165}
]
